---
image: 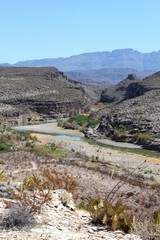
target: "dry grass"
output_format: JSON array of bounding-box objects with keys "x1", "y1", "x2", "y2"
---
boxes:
[
  {"x1": 0, "y1": 203, "x2": 35, "y2": 229},
  {"x1": 8, "y1": 167, "x2": 79, "y2": 213},
  {"x1": 132, "y1": 218, "x2": 160, "y2": 240}
]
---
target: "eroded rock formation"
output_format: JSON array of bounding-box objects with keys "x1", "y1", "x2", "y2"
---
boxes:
[{"x1": 0, "y1": 67, "x2": 94, "y2": 125}]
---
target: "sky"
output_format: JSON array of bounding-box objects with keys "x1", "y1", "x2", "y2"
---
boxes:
[{"x1": 0, "y1": 0, "x2": 160, "y2": 63}]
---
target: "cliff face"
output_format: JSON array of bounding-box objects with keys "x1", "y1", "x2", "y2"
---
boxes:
[
  {"x1": 100, "y1": 74, "x2": 140, "y2": 103},
  {"x1": 0, "y1": 67, "x2": 92, "y2": 124},
  {"x1": 94, "y1": 72, "x2": 160, "y2": 150},
  {"x1": 125, "y1": 72, "x2": 160, "y2": 99}
]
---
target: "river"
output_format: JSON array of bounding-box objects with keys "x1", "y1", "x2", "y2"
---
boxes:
[{"x1": 12, "y1": 122, "x2": 141, "y2": 149}]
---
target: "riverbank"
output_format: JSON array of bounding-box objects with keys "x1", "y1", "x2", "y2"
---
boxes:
[
  {"x1": 12, "y1": 122, "x2": 84, "y2": 137},
  {"x1": 12, "y1": 122, "x2": 143, "y2": 149},
  {"x1": 31, "y1": 132, "x2": 160, "y2": 182},
  {"x1": 96, "y1": 138, "x2": 142, "y2": 149},
  {"x1": 12, "y1": 122, "x2": 160, "y2": 182}
]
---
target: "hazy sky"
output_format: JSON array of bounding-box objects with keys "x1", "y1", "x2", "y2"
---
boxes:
[{"x1": 1, "y1": 0, "x2": 160, "y2": 63}]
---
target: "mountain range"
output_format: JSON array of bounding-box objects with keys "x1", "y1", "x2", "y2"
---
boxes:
[
  {"x1": 1, "y1": 48, "x2": 160, "y2": 71},
  {"x1": 1, "y1": 48, "x2": 160, "y2": 85}
]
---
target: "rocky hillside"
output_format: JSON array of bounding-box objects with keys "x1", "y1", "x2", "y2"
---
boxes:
[
  {"x1": 100, "y1": 74, "x2": 140, "y2": 103},
  {"x1": 0, "y1": 67, "x2": 95, "y2": 124},
  {"x1": 89, "y1": 72, "x2": 160, "y2": 150}
]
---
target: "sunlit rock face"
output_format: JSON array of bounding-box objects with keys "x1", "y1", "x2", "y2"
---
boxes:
[{"x1": 0, "y1": 67, "x2": 92, "y2": 123}]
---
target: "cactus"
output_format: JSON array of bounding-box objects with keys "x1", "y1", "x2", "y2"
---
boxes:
[
  {"x1": 0, "y1": 170, "x2": 4, "y2": 182},
  {"x1": 154, "y1": 212, "x2": 160, "y2": 225},
  {"x1": 79, "y1": 199, "x2": 133, "y2": 232}
]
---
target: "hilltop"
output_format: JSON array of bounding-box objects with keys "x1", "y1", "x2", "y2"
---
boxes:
[{"x1": 0, "y1": 67, "x2": 97, "y2": 126}]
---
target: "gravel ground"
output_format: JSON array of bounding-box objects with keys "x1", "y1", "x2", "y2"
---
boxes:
[{"x1": 30, "y1": 132, "x2": 160, "y2": 183}]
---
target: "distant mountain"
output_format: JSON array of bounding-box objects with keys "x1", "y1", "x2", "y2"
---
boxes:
[
  {"x1": 65, "y1": 68, "x2": 154, "y2": 87},
  {"x1": 12, "y1": 49, "x2": 160, "y2": 72},
  {"x1": 0, "y1": 63, "x2": 11, "y2": 67},
  {"x1": 1, "y1": 49, "x2": 159, "y2": 86}
]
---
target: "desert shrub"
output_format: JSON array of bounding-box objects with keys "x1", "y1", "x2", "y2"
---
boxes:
[
  {"x1": 10, "y1": 174, "x2": 52, "y2": 213},
  {"x1": 68, "y1": 115, "x2": 89, "y2": 126},
  {"x1": 29, "y1": 143, "x2": 66, "y2": 158},
  {"x1": 79, "y1": 199, "x2": 133, "y2": 232},
  {"x1": 16, "y1": 131, "x2": 32, "y2": 141},
  {"x1": 58, "y1": 120, "x2": 79, "y2": 130},
  {"x1": 59, "y1": 114, "x2": 100, "y2": 130},
  {"x1": 41, "y1": 168, "x2": 79, "y2": 199},
  {"x1": 113, "y1": 126, "x2": 128, "y2": 140},
  {"x1": 15, "y1": 131, "x2": 38, "y2": 143},
  {"x1": 132, "y1": 215, "x2": 160, "y2": 240},
  {"x1": 69, "y1": 115, "x2": 100, "y2": 127},
  {"x1": 25, "y1": 141, "x2": 35, "y2": 149},
  {"x1": 134, "y1": 132, "x2": 151, "y2": 144},
  {"x1": 10, "y1": 168, "x2": 79, "y2": 212},
  {"x1": 78, "y1": 161, "x2": 152, "y2": 233},
  {"x1": 1, "y1": 204, "x2": 35, "y2": 229},
  {"x1": 0, "y1": 141, "x2": 11, "y2": 151},
  {"x1": 0, "y1": 132, "x2": 18, "y2": 145},
  {"x1": 152, "y1": 133, "x2": 160, "y2": 139}
]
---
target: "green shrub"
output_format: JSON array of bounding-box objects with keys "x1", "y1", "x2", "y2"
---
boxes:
[
  {"x1": 68, "y1": 115, "x2": 100, "y2": 127},
  {"x1": 135, "y1": 132, "x2": 151, "y2": 142},
  {"x1": 17, "y1": 131, "x2": 38, "y2": 142},
  {"x1": 0, "y1": 141, "x2": 11, "y2": 151},
  {"x1": 58, "y1": 115, "x2": 100, "y2": 131},
  {"x1": 88, "y1": 119, "x2": 100, "y2": 127},
  {"x1": 151, "y1": 133, "x2": 160, "y2": 139},
  {"x1": 69, "y1": 115, "x2": 89, "y2": 125},
  {"x1": 25, "y1": 141, "x2": 35, "y2": 148},
  {"x1": 113, "y1": 128, "x2": 128, "y2": 140},
  {"x1": 30, "y1": 143, "x2": 66, "y2": 158}
]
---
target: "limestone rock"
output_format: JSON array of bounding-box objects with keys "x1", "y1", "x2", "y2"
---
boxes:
[{"x1": 0, "y1": 67, "x2": 92, "y2": 124}]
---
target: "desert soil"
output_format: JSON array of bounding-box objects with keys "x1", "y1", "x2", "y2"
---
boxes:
[
  {"x1": 12, "y1": 122, "x2": 160, "y2": 182},
  {"x1": 1, "y1": 121, "x2": 160, "y2": 239}
]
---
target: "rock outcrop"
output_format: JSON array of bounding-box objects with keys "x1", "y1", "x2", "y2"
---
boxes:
[
  {"x1": 95, "y1": 72, "x2": 160, "y2": 150},
  {"x1": 0, "y1": 190, "x2": 142, "y2": 240},
  {"x1": 0, "y1": 67, "x2": 95, "y2": 125},
  {"x1": 100, "y1": 74, "x2": 140, "y2": 103}
]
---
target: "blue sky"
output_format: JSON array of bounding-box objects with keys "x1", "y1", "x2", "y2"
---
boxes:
[{"x1": 0, "y1": 0, "x2": 160, "y2": 63}]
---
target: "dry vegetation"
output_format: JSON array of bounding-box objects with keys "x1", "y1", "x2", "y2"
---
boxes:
[{"x1": 0, "y1": 131, "x2": 159, "y2": 239}]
